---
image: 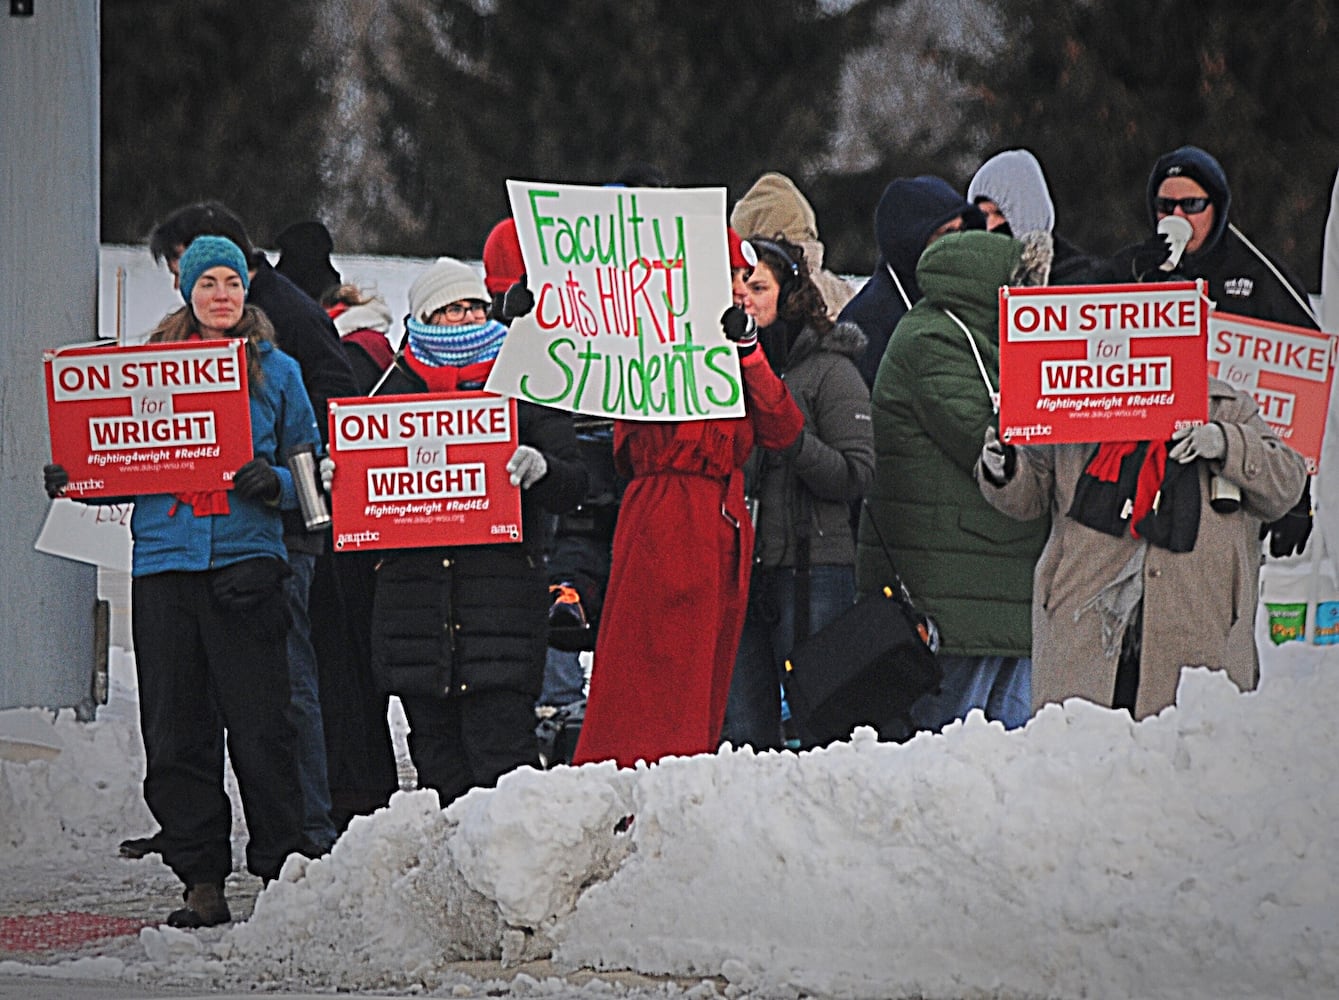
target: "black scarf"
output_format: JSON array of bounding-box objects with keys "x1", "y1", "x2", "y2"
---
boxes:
[{"x1": 1068, "y1": 441, "x2": 1201, "y2": 552}]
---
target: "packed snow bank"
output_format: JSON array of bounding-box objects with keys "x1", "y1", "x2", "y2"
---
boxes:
[
  {"x1": 0, "y1": 652, "x2": 153, "y2": 856},
  {"x1": 199, "y1": 664, "x2": 1339, "y2": 999},
  {"x1": 218, "y1": 768, "x2": 638, "y2": 990},
  {"x1": 4, "y1": 650, "x2": 1337, "y2": 998}
]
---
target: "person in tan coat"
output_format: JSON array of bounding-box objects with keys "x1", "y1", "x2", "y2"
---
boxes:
[
  {"x1": 730, "y1": 171, "x2": 855, "y2": 322},
  {"x1": 976, "y1": 378, "x2": 1306, "y2": 719}
]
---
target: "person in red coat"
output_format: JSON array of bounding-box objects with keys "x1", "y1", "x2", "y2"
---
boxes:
[{"x1": 573, "y1": 233, "x2": 804, "y2": 768}]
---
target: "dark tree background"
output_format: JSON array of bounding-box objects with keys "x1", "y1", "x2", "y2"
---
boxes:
[
  {"x1": 101, "y1": 0, "x2": 332, "y2": 248},
  {"x1": 102, "y1": 0, "x2": 1339, "y2": 290},
  {"x1": 954, "y1": 0, "x2": 1339, "y2": 287}
]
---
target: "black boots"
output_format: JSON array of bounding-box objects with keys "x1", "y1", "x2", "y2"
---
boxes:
[{"x1": 166, "y1": 882, "x2": 231, "y2": 928}]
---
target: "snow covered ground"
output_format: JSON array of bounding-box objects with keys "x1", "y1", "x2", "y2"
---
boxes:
[{"x1": 1, "y1": 636, "x2": 1337, "y2": 999}]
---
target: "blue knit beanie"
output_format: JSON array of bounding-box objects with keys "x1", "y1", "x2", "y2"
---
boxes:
[{"x1": 178, "y1": 235, "x2": 251, "y2": 302}]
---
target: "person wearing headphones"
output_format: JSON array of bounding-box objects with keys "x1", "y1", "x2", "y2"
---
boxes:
[
  {"x1": 571, "y1": 232, "x2": 805, "y2": 768},
  {"x1": 719, "y1": 236, "x2": 874, "y2": 750}
]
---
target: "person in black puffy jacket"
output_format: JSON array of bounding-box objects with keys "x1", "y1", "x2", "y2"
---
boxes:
[{"x1": 352, "y1": 257, "x2": 588, "y2": 806}]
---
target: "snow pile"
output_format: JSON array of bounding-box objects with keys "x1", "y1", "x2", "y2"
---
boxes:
[
  {"x1": 214, "y1": 767, "x2": 638, "y2": 990},
  {"x1": 173, "y1": 663, "x2": 1337, "y2": 999},
  {"x1": 0, "y1": 652, "x2": 153, "y2": 856},
  {"x1": 4, "y1": 649, "x2": 1338, "y2": 998},
  {"x1": 557, "y1": 668, "x2": 1339, "y2": 999}
]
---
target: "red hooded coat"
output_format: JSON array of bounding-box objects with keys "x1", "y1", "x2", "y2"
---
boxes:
[{"x1": 574, "y1": 349, "x2": 803, "y2": 767}]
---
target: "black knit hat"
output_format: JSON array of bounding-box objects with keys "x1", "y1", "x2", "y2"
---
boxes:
[
  {"x1": 1146, "y1": 146, "x2": 1232, "y2": 254},
  {"x1": 275, "y1": 220, "x2": 341, "y2": 302}
]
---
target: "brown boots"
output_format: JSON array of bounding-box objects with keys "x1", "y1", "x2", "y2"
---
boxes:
[{"x1": 166, "y1": 882, "x2": 231, "y2": 928}]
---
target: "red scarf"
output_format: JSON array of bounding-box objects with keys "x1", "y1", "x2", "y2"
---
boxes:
[
  {"x1": 168, "y1": 492, "x2": 231, "y2": 517},
  {"x1": 344, "y1": 328, "x2": 395, "y2": 372},
  {"x1": 1086, "y1": 441, "x2": 1169, "y2": 538},
  {"x1": 402, "y1": 347, "x2": 495, "y2": 392}
]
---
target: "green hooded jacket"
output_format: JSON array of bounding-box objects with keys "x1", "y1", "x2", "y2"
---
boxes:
[{"x1": 856, "y1": 230, "x2": 1050, "y2": 657}]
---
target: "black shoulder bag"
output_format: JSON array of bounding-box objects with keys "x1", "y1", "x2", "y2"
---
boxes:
[{"x1": 782, "y1": 500, "x2": 942, "y2": 747}]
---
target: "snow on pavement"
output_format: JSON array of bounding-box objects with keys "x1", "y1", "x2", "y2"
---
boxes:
[{"x1": 2, "y1": 649, "x2": 1338, "y2": 999}]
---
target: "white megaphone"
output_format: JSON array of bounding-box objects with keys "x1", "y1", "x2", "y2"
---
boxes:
[{"x1": 1157, "y1": 214, "x2": 1194, "y2": 272}]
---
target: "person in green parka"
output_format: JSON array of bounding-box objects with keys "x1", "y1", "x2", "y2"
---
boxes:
[{"x1": 856, "y1": 228, "x2": 1051, "y2": 733}]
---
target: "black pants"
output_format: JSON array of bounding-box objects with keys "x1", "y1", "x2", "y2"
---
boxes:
[
  {"x1": 310, "y1": 546, "x2": 398, "y2": 828},
  {"x1": 399, "y1": 690, "x2": 540, "y2": 807},
  {"x1": 132, "y1": 571, "x2": 304, "y2": 885},
  {"x1": 1113, "y1": 601, "x2": 1144, "y2": 713}
]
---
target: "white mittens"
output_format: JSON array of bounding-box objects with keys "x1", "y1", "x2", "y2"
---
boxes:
[{"x1": 506, "y1": 445, "x2": 548, "y2": 489}]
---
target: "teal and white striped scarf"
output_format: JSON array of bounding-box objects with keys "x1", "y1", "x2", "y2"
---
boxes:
[{"x1": 405, "y1": 316, "x2": 508, "y2": 367}]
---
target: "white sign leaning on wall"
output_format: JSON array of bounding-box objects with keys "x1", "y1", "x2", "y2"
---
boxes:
[{"x1": 35, "y1": 498, "x2": 133, "y2": 573}]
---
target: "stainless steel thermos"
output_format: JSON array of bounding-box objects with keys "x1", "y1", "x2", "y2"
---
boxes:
[{"x1": 286, "y1": 443, "x2": 332, "y2": 531}]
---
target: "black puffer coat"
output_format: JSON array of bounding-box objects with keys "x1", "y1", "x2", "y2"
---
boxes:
[{"x1": 369, "y1": 357, "x2": 587, "y2": 699}]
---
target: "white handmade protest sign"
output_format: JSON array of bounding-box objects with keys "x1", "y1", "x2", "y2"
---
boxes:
[
  {"x1": 35, "y1": 498, "x2": 134, "y2": 572},
  {"x1": 486, "y1": 181, "x2": 743, "y2": 421}
]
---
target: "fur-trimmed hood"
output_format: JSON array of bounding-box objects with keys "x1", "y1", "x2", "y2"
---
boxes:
[{"x1": 1011, "y1": 230, "x2": 1054, "y2": 288}]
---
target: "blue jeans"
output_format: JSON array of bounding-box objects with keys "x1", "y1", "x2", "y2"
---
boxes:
[
  {"x1": 539, "y1": 647, "x2": 586, "y2": 707},
  {"x1": 909, "y1": 654, "x2": 1032, "y2": 733},
  {"x1": 722, "y1": 564, "x2": 856, "y2": 750},
  {"x1": 283, "y1": 550, "x2": 337, "y2": 850}
]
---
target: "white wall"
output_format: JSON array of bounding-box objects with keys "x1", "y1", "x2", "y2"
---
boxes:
[{"x1": 99, "y1": 245, "x2": 440, "y2": 351}]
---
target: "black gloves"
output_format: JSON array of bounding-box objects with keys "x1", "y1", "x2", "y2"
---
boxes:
[
  {"x1": 1130, "y1": 232, "x2": 1175, "y2": 278},
  {"x1": 43, "y1": 463, "x2": 69, "y2": 499},
  {"x1": 720, "y1": 306, "x2": 758, "y2": 357},
  {"x1": 233, "y1": 457, "x2": 282, "y2": 503},
  {"x1": 979, "y1": 426, "x2": 1016, "y2": 486},
  {"x1": 502, "y1": 275, "x2": 535, "y2": 321},
  {"x1": 1261, "y1": 477, "x2": 1313, "y2": 558}
]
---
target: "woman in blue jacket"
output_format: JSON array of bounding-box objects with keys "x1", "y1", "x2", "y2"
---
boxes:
[{"x1": 45, "y1": 236, "x2": 320, "y2": 928}]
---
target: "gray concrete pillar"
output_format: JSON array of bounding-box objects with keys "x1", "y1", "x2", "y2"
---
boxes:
[{"x1": 1, "y1": 2, "x2": 101, "y2": 711}]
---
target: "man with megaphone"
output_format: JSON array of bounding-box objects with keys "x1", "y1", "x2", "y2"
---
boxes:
[{"x1": 1100, "y1": 145, "x2": 1318, "y2": 559}]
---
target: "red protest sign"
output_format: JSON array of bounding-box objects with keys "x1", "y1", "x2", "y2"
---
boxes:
[
  {"x1": 327, "y1": 391, "x2": 523, "y2": 551},
  {"x1": 1209, "y1": 311, "x2": 1337, "y2": 474},
  {"x1": 44, "y1": 339, "x2": 253, "y2": 498},
  {"x1": 998, "y1": 281, "x2": 1209, "y2": 445}
]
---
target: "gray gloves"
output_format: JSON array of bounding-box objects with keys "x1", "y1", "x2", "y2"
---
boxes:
[
  {"x1": 1169, "y1": 422, "x2": 1226, "y2": 463},
  {"x1": 319, "y1": 456, "x2": 335, "y2": 492},
  {"x1": 506, "y1": 445, "x2": 548, "y2": 489},
  {"x1": 980, "y1": 426, "x2": 1016, "y2": 485}
]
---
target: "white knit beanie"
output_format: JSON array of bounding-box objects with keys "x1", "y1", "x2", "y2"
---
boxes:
[
  {"x1": 333, "y1": 297, "x2": 393, "y2": 336},
  {"x1": 967, "y1": 149, "x2": 1056, "y2": 238},
  {"x1": 407, "y1": 257, "x2": 488, "y2": 322}
]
